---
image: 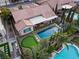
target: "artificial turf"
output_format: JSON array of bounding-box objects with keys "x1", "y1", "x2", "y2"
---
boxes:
[{"x1": 21, "y1": 34, "x2": 38, "y2": 48}]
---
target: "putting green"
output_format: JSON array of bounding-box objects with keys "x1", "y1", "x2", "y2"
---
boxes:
[{"x1": 21, "y1": 35, "x2": 38, "y2": 48}]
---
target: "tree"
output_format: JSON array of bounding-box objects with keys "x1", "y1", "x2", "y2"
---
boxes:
[
  {"x1": 75, "y1": 14, "x2": 79, "y2": 27},
  {"x1": 55, "y1": 3, "x2": 58, "y2": 14},
  {"x1": 60, "y1": 8, "x2": 67, "y2": 25},
  {"x1": 0, "y1": 7, "x2": 11, "y2": 28},
  {"x1": 32, "y1": 44, "x2": 49, "y2": 59},
  {"x1": 0, "y1": 7, "x2": 11, "y2": 20},
  {"x1": 49, "y1": 31, "x2": 74, "y2": 51},
  {"x1": 40, "y1": 40, "x2": 49, "y2": 48},
  {"x1": 22, "y1": 48, "x2": 33, "y2": 59},
  {"x1": 70, "y1": 9, "x2": 76, "y2": 22},
  {"x1": 51, "y1": 32, "x2": 68, "y2": 48},
  {"x1": 71, "y1": 37, "x2": 79, "y2": 44},
  {"x1": 66, "y1": 9, "x2": 72, "y2": 22}
]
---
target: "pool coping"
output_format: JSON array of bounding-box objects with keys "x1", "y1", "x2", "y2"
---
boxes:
[{"x1": 51, "y1": 43, "x2": 79, "y2": 59}]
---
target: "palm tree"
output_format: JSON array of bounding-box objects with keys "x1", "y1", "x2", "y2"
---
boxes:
[
  {"x1": 66, "y1": 9, "x2": 72, "y2": 22},
  {"x1": 71, "y1": 37, "x2": 79, "y2": 44},
  {"x1": 32, "y1": 44, "x2": 49, "y2": 59},
  {"x1": 55, "y1": 3, "x2": 58, "y2": 14},
  {"x1": 74, "y1": 14, "x2": 79, "y2": 28},
  {"x1": 61, "y1": 8, "x2": 67, "y2": 21},
  {"x1": 49, "y1": 31, "x2": 75, "y2": 51},
  {"x1": 50, "y1": 32, "x2": 67, "y2": 46},
  {"x1": 0, "y1": 7, "x2": 11, "y2": 28},
  {"x1": 40, "y1": 40, "x2": 49, "y2": 48},
  {"x1": 70, "y1": 9, "x2": 76, "y2": 22},
  {"x1": 60, "y1": 8, "x2": 67, "y2": 30},
  {"x1": 0, "y1": 7, "x2": 10, "y2": 20}
]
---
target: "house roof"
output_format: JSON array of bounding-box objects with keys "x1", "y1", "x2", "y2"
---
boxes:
[
  {"x1": 36, "y1": 0, "x2": 56, "y2": 8},
  {"x1": 58, "y1": 0, "x2": 76, "y2": 9},
  {"x1": 10, "y1": 3, "x2": 39, "y2": 12},
  {"x1": 11, "y1": 4, "x2": 56, "y2": 23},
  {"x1": 37, "y1": 0, "x2": 76, "y2": 9},
  {"x1": 15, "y1": 20, "x2": 26, "y2": 31},
  {"x1": 13, "y1": 4, "x2": 57, "y2": 31}
]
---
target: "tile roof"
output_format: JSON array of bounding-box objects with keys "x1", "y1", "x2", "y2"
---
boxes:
[
  {"x1": 12, "y1": 4, "x2": 57, "y2": 31},
  {"x1": 15, "y1": 20, "x2": 26, "y2": 31},
  {"x1": 37, "y1": 0, "x2": 76, "y2": 9},
  {"x1": 15, "y1": 19, "x2": 33, "y2": 31},
  {"x1": 11, "y1": 4, "x2": 56, "y2": 23},
  {"x1": 10, "y1": 3, "x2": 39, "y2": 12}
]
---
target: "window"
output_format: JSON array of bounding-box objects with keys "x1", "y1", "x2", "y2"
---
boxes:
[{"x1": 23, "y1": 28, "x2": 31, "y2": 33}]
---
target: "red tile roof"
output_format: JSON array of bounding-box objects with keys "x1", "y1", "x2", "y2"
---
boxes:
[
  {"x1": 37, "y1": 0, "x2": 76, "y2": 9},
  {"x1": 11, "y1": 4, "x2": 56, "y2": 23},
  {"x1": 10, "y1": 3, "x2": 39, "y2": 12},
  {"x1": 12, "y1": 4, "x2": 57, "y2": 31},
  {"x1": 15, "y1": 20, "x2": 26, "y2": 31}
]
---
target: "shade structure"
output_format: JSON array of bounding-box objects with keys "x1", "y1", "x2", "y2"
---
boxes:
[
  {"x1": 62, "y1": 5, "x2": 73, "y2": 9},
  {"x1": 29, "y1": 16, "x2": 45, "y2": 25}
]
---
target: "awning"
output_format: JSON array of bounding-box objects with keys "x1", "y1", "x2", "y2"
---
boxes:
[
  {"x1": 45, "y1": 16, "x2": 58, "y2": 21},
  {"x1": 62, "y1": 5, "x2": 73, "y2": 9},
  {"x1": 29, "y1": 15, "x2": 58, "y2": 25},
  {"x1": 29, "y1": 16, "x2": 45, "y2": 25}
]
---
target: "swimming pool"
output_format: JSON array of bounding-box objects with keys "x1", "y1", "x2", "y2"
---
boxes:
[
  {"x1": 37, "y1": 26, "x2": 59, "y2": 39},
  {"x1": 53, "y1": 45, "x2": 79, "y2": 59}
]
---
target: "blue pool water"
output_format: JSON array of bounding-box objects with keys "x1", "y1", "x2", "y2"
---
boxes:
[
  {"x1": 54, "y1": 45, "x2": 79, "y2": 59},
  {"x1": 37, "y1": 27, "x2": 59, "y2": 39}
]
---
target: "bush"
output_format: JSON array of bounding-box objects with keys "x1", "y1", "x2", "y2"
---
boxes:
[
  {"x1": 47, "y1": 46, "x2": 57, "y2": 54},
  {"x1": 0, "y1": 7, "x2": 10, "y2": 20}
]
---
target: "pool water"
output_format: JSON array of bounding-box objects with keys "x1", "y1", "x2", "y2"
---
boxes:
[
  {"x1": 37, "y1": 27, "x2": 59, "y2": 39},
  {"x1": 54, "y1": 45, "x2": 79, "y2": 59}
]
